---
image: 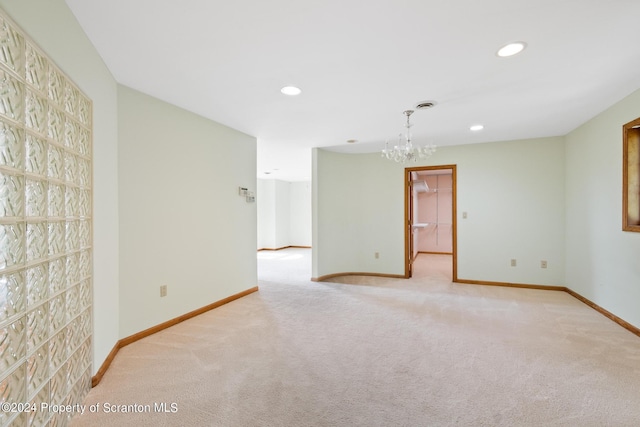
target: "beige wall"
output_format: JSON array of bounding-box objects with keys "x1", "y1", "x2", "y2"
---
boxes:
[
  {"x1": 313, "y1": 136, "x2": 566, "y2": 286},
  {"x1": 313, "y1": 149, "x2": 406, "y2": 278},
  {"x1": 565, "y1": 88, "x2": 640, "y2": 328},
  {"x1": 257, "y1": 179, "x2": 311, "y2": 250},
  {"x1": 117, "y1": 85, "x2": 257, "y2": 337}
]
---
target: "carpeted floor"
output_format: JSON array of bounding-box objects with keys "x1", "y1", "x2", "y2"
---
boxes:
[{"x1": 71, "y1": 248, "x2": 640, "y2": 426}]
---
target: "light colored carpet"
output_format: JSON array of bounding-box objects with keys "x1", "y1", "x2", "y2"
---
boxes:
[{"x1": 71, "y1": 249, "x2": 640, "y2": 426}]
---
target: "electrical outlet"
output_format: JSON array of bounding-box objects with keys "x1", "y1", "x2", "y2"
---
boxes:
[
  {"x1": 510, "y1": 259, "x2": 517, "y2": 267},
  {"x1": 375, "y1": 252, "x2": 380, "y2": 259},
  {"x1": 541, "y1": 260, "x2": 548, "y2": 269},
  {"x1": 160, "y1": 285, "x2": 167, "y2": 297}
]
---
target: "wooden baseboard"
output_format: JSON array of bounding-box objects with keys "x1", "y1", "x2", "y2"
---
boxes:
[
  {"x1": 455, "y1": 278, "x2": 566, "y2": 292},
  {"x1": 564, "y1": 288, "x2": 640, "y2": 338},
  {"x1": 418, "y1": 251, "x2": 454, "y2": 255},
  {"x1": 91, "y1": 341, "x2": 120, "y2": 387},
  {"x1": 457, "y1": 278, "x2": 640, "y2": 338},
  {"x1": 91, "y1": 286, "x2": 259, "y2": 387},
  {"x1": 92, "y1": 278, "x2": 640, "y2": 388},
  {"x1": 258, "y1": 245, "x2": 312, "y2": 251},
  {"x1": 312, "y1": 272, "x2": 406, "y2": 282}
]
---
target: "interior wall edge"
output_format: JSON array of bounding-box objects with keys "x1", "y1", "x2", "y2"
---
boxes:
[
  {"x1": 91, "y1": 286, "x2": 259, "y2": 387},
  {"x1": 457, "y1": 278, "x2": 640, "y2": 336},
  {"x1": 564, "y1": 287, "x2": 640, "y2": 338},
  {"x1": 311, "y1": 272, "x2": 407, "y2": 282}
]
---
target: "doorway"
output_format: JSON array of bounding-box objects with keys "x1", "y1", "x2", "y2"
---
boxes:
[{"x1": 404, "y1": 165, "x2": 457, "y2": 280}]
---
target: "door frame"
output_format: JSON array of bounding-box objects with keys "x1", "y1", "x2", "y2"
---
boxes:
[{"x1": 404, "y1": 164, "x2": 458, "y2": 280}]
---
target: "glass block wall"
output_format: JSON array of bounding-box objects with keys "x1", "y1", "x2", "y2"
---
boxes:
[{"x1": 0, "y1": 10, "x2": 92, "y2": 427}]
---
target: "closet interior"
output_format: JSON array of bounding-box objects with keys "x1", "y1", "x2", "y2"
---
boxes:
[{"x1": 411, "y1": 169, "x2": 453, "y2": 259}]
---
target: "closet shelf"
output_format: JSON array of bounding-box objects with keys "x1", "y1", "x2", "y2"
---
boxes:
[{"x1": 412, "y1": 180, "x2": 429, "y2": 193}]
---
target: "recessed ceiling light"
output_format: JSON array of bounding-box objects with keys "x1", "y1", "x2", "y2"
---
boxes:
[
  {"x1": 347, "y1": 139, "x2": 357, "y2": 143},
  {"x1": 470, "y1": 124, "x2": 484, "y2": 131},
  {"x1": 281, "y1": 86, "x2": 302, "y2": 96},
  {"x1": 497, "y1": 42, "x2": 527, "y2": 57}
]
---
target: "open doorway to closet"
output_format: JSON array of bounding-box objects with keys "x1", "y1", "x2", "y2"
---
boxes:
[{"x1": 404, "y1": 165, "x2": 457, "y2": 281}]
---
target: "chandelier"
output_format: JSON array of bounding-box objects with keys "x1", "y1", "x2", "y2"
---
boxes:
[{"x1": 381, "y1": 109, "x2": 436, "y2": 163}]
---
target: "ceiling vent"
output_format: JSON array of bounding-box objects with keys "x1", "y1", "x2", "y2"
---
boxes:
[{"x1": 415, "y1": 101, "x2": 436, "y2": 110}]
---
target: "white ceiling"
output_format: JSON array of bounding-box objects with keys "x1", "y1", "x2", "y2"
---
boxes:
[{"x1": 65, "y1": 0, "x2": 640, "y2": 181}]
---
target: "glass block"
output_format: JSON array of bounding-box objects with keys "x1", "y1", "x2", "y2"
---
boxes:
[
  {"x1": 78, "y1": 127, "x2": 90, "y2": 157},
  {"x1": 66, "y1": 253, "x2": 79, "y2": 288},
  {"x1": 48, "y1": 221, "x2": 65, "y2": 258},
  {"x1": 25, "y1": 43, "x2": 47, "y2": 93},
  {"x1": 79, "y1": 220, "x2": 90, "y2": 249},
  {"x1": 65, "y1": 186, "x2": 79, "y2": 218},
  {"x1": 68, "y1": 316, "x2": 82, "y2": 351},
  {"x1": 48, "y1": 67, "x2": 64, "y2": 107},
  {"x1": 78, "y1": 96, "x2": 90, "y2": 127},
  {"x1": 0, "y1": 120, "x2": 23, "y2": 170},
  {"x1": 48, "y1": 256, "x2": 66, "y2": 295},
  {"x1": 27, "y1": 305, "x2": 48, "y2": 352},
  {"x1": 79, "y1": 338, "x2": 91, "y2": 371},
  {"x1": 0, "y1": 365, "x2": 26, "y2": 426},
  {"x1": 65, "y1": 221, "x2": 78, "y2": 252},
  {"x1": 25, "y1": 178, "x2": 47, "y2": 218},
  {"x1": 79, "y1": 251, "x2": 91, "y2": 281},
  {"x1": 64, "y1": 118, "x2": 79, "y2": 152},
  {"x1": 50, "y1": 409, "x2": 68, "y2": 427},
  {"x1": 0, "y1": 223, "x2": 25, "y2": 270},
  {"x1": 64, "y1": 153, "x2": 77, "y2": 184},
  {"x1": 26, "y1": 262, "x2": 47, "y2": 308},
  {"x1": 25, "y1": 133, "x2": 47, "y2": 177},
  {"x1": 27, "y1": 342, "x2": 49, "y2": 398},
  {"x1": 0, "y1": 317, "x2": 25, "y2": 372},
  {"x1": 78, "y1": 157, "x2": 90, "y2": 187},
  {"x1": 66, "y1": 284, "x2": 79, "y2": 321},
  {"x1": 26, "y1": 221, "x2": 47, "y2": 262},
  {"x1": 49, "y1": 292, "x2": 66, "y2": 335},
  {"x1": 64, "y1": 82, "x2": 79, "y2": 116},
  {"x1": 79, "y1": 189, "x2": 90, "y2": 217},
  {"x1": 77, "y1": 365, "x2": 91, "y2": 403},
  {"x1": 7, "y1": 412, "x2": 27, "y2": 427},
  {"x1": 78, "y1": 281, "x2": 90, "y2": 316},
  {"x1": 48, "y1": 106, "x2": 65, "y2": 143},
  {"x1": 47, "y1": 144, "x2": 64, "y2": 181},
  {"x1": 68, "y1": 347, "x2": 82, "y2": 385},
  {"x1": 0, "y1": 270, "x2": 24, "y2": 323},
  {"x1": 0, "y1": 16, "x2": 25, "y2": 74},
  {"x1": 49, "y1": 329, "x2": 66, "y2": 373},
  {"x1": 78, "y1": 308, "x2": 90, "y2": 341},
  {"x1": 50, "y1": 363, "x2": 67, "y2": 406},
  {"x1": 25, "y1": 89, "x2": 47, "y2": 135},
  {"x1": 29, "y1": 382, "x2": 50, "y2": 427},
  {"x1": 48, "y1": 183, "x2": 64, "y2": 218},
  {"x1": 0, "y1": 68, "x2": 24, "y2": 122},
  {"x1": 0, "y1": 171, "x2": 24, "y2": 217}
]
